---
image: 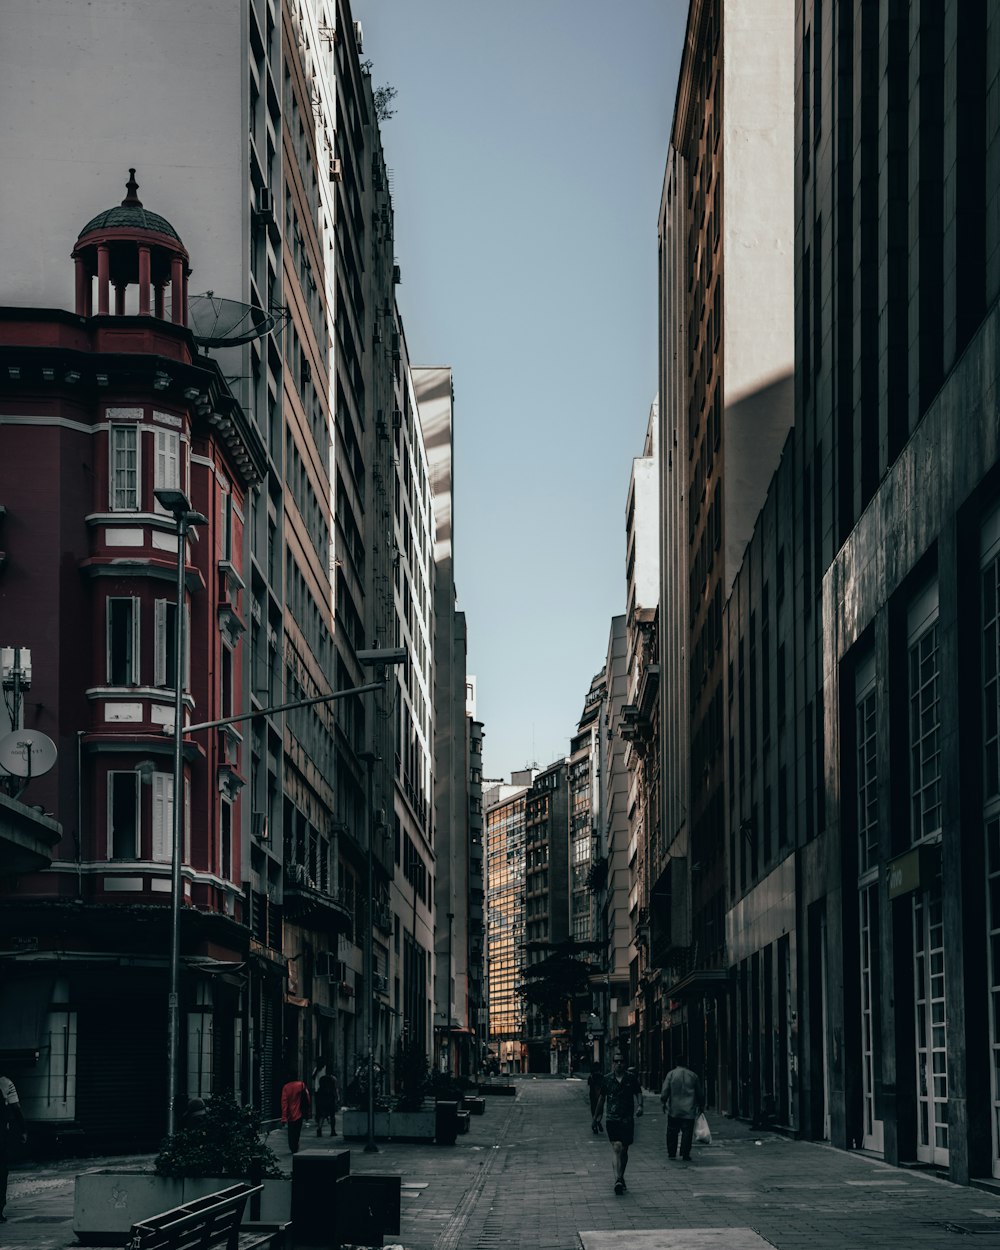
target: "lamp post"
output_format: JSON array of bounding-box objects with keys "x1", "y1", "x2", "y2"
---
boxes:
[
  {"x1": 154, "y1": 488, "x2": 208, "y2": 1137},
  {"x1": 358, "y1": 748, "x2": 378, "y2": 1153}
]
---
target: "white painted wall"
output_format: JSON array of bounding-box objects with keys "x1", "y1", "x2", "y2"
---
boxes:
[
  {"x1": 0, "y1": 0, "x2": 247, "y2": 310},
  {"x1": 721, "y1": 0, "x2": 795, "y2": 593}
]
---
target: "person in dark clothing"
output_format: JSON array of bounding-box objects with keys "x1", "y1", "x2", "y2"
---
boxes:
[
  {"x1": 587, "y1": 1062, "x2": 603, "y2": 1124},
  {"x1": 314, "y1": 1071, "x2": 339, "y2": 1137},
  {"x1": 180, "y1": 1097, "x2": 207, "y2": 1131},
  {"x1": 0, "y1": 1072, "x2": 27, "y2": 1222},
  {"x1": 592, "y1": 1050, "x2": 642, "y2": 1194},
  {"x1": 660, "y1": 1052, "x2": 704, "y2": 1161}
]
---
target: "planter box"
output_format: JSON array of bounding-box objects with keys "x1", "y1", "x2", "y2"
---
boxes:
[
  {"x1": 340, "y1": 1107, "x2": 436, "y2": 1142},
  {"x1": 73, "y1": 1173, "x2": 290, "y2": 1243}
]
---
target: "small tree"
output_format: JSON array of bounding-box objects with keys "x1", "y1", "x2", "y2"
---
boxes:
[
  {"x1": 361, "y1": 58, "x2": 398, "y2": 122},
  {"x1": 518, "y1": 940, "x2": 603, "y2": 1053},
  {"x1": 154, "y1": 1094, "x2": 281, "y2": 1180}
]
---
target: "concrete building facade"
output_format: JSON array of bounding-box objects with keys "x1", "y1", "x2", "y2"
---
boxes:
[{"x1": 655, "y1": 0, "x2": 795, "y2": 1112}]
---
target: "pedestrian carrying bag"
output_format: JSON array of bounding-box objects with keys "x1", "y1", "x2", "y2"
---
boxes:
[{"x1": 694, "y1": 1112, "x2": 711, "y2": 1145}]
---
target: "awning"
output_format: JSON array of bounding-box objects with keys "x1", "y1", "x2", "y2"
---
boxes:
[
  {"x1": 0, "y1": 975, "x2": 55, "y2": 1058},
  {"x1": 665, "y1": 968, "x2": 732, "y2": 999},
  {"x1": 313, "y1": 1003, "x2": 337, "y2": 1019}
]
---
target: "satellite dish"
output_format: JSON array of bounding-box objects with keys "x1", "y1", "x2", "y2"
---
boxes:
[
  {"x1": 187, "y1": 291, "x2": 276, "y2": 347},
  {"x1": 0, "y1": 729, "x2": 58, "y2": 778}
]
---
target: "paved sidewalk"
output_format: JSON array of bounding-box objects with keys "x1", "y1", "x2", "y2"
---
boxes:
[{"x1": 5, "y1": 1077, "x2": 1000, "y2": 1249}]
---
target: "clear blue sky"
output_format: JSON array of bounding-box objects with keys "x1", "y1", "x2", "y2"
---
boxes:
[{"x1": 352, "y1": 1, "x2": 687, "y2": 783}]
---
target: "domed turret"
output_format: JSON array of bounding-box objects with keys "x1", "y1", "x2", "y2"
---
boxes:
[{"x1": 72, "y1": 170, "x2": 190, "y2": 324}]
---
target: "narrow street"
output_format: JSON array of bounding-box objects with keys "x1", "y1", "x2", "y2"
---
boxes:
[{"x1": 6, "y1": 1078, "x2": 1000, "y2": 1250}]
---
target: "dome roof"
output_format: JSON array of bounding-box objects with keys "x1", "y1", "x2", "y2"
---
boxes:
[{"x1": 77, "y1": 169, "x2": 181, "y2": 243}]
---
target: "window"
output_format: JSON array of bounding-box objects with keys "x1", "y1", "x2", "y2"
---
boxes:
[
  {"x1": 221, "y1": 644, "x2": 233, "y2": 719},
  {"x1": 110, "y1": 425, "x2": 139, "y2": 511},
  {"x1": 107, "y1": 597, "x2": 139, "y2": 685},
  {"x1": 108, "y1": 771, "x2": 139, "y2": 859},
  {"x1": 153, "y1": 428, "x2": 180, "y2": 510},
  {"x1": 908, "y1": 584, "x2": 941, "y2": 842},
  {"x1": 220, "y1": 488, "x2": 233, "y2": 561},
  {"x1": 155, "y1": 600, "x2": 190, "y2": 689},
  {"x1": 220, "y1": 800, "x2": 232, "y2": 882},
  {"x1": 856, "y1": 651, "x2": 878, "y2": 875}
]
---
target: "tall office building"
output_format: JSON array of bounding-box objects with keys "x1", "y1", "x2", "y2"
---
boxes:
[
  {"x1": 618, "y1": 403, "x2": 662, "y2": 1085},
  {"x1": 523, "y1": 760, "x2": 570, "y2": 1072},
  {"x1": 0, "y1": 0, "x2": 421, "y2": 1127},
  {"x1": 484, "y1": 773, "x2": 534, "y2": 1072},
  {"x1": 656, "y1": 0, "x2": 794, "y2": 1103}
]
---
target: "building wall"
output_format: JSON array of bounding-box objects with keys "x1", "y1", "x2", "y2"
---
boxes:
[{"x1": 0, "y1": 0, "x2": 247, "y2": 313}]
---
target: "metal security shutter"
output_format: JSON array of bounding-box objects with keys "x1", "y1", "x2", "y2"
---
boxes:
[{"x1": 76, "y1": 975, "x2": 168, "y2": 1150}]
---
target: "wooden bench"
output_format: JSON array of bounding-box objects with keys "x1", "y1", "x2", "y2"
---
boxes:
[{"x1": 126, "y1": 1183, "x2": 283, "y2": 1250}]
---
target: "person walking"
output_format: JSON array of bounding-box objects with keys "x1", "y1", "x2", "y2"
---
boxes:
[
  {"x1": 659, "y1": 1051, "x2": 704, "y2": 1161},
  {"x1": 0, "y1": 1071, "x2": 26, "y2": 1223},
  {"x1": 280, "y1": 1072, "x2": 311, "y2": 1155},
  {"x1": 592, "y1": 1049, "x2": 642, "y2": 1195},
  {"x1": 587, "y1": 1062, "x2": 603, "y2": 1127},
  {"x1": 314, "y1": 1069, "x2": 339, "y2": 1137}
]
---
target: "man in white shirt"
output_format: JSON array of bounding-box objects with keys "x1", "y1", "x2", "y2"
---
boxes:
[{"x1": 0, "y1": 1072, "x2": 26, "y2": 1222}]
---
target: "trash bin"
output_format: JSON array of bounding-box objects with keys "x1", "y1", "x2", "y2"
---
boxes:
[
  {"x1": 435, "y1": 1100, "x2": 459, "y2": 1145},
  {"x1": 291, "y1": 1149, "x2": 351, "y2": 1245}
]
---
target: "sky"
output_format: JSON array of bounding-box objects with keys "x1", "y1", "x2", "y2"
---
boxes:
[{"x1": 351, "y1": 0, "x2": 688, "y2": 784}]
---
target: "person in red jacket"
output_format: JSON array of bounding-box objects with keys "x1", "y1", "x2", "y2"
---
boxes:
[{"x1": 280, "y1": 1072, "x2": 311, "y2": 1154}]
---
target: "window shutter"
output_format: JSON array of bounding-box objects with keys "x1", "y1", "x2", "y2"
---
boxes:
[
  {"x1": 154, "y1": 600, "x2": 167, "y2": 686},
  {"x1": 184, "y1": 602, "x2": 191, "y2": 689},
  {"x1": 154, "y1": 429, "x2": 179, "y2": 492},
  {"x1": 152, "y1": 773, "x2": 173, "y2": 863}
]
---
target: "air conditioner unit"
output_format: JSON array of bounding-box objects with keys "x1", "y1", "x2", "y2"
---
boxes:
[
  {"x1": 392, "y1": 264, "x2": 401, "y2": 285},
  {"x1": 354, "y1": 19, "x2": 363, "y2": 51},
  {"x1": 329, "y1": 157, "x2": 343, "y2": 183},
  {"x1": 391, "y1": 409, "x2": 402, "y2": 431},
  {"x1": 255, "y1": 187, "x2": 274, "y2": 220},
  {"x1": 251, "y1": 812, "x2": 269, "y2": 841}
]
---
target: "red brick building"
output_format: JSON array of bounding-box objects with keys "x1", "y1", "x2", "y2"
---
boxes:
[{"x1": 0, "y1": 173, "x2": 267, "y2": 1149}]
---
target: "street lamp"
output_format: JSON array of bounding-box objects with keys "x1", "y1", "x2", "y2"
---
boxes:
[
  {"x1": 154, "y1": 488, "x2": 208, "y2": 1137},
  {"x1": 446, "y1": 912, "x2": 454, "y2": 1077}
]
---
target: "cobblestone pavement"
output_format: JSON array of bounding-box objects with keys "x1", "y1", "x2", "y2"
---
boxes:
[{"x1": 5, "y1": 1077, "x2": 1000, "y2": 1249}]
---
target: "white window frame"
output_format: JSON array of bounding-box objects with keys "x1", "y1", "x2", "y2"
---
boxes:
[
  {"x1": 108, "y1": 770, "x2": 140, "y2": 860},
  {"x1": 155, "y1": 599, "x2": 190, "y2": 689},
  {"x1": 110, "y1": 425, "x2": 140, "y2": 512},
  {"x1": 107, "y1": 596, "x2": 140, "y2": 686},
  {"x1": 907, "y1": 582, "x2": 941, "y2": 844}
]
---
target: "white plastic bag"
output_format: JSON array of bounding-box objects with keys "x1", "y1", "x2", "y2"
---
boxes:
[{"x1": 693, "y1": 1111, "x2": 711, "y2": 1145}]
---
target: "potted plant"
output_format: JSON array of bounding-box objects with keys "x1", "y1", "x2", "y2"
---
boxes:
[
  {"x1": 73, "y1": 1095, "x2": 286, "y2": 1243},
  {"x1": 341, "y1": 1045, "x2": 436, "y2": 1143}
]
